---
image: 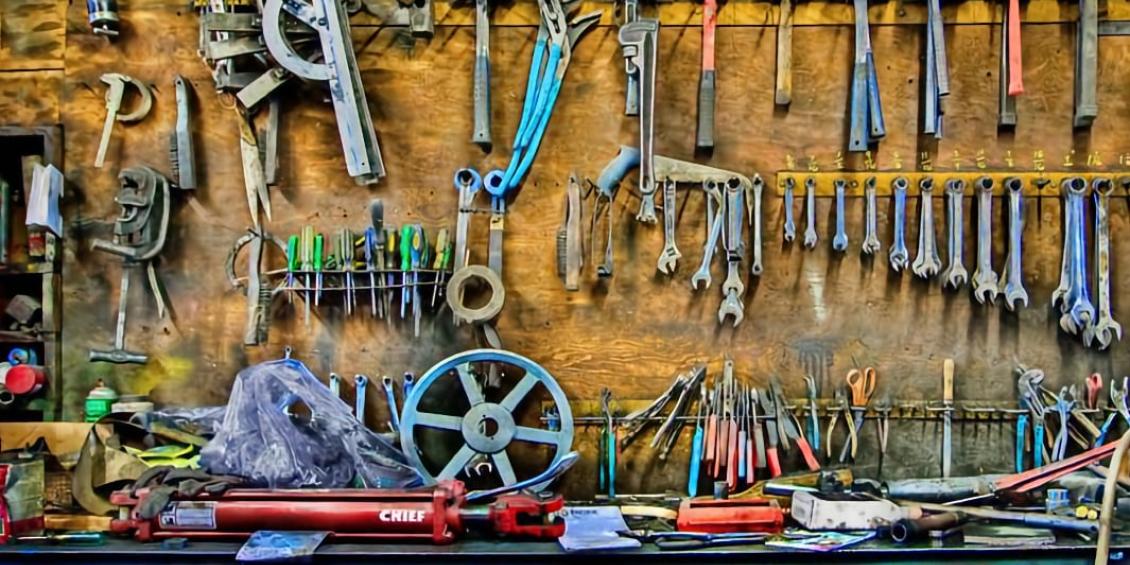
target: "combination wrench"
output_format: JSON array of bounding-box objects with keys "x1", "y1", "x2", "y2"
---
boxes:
[
  {"x1": 657, "y1": 178, "x2": 681, "y2": 274},
  {"x1": 1059, "y1": 177, "x2": 1095, "y2": 335},
  {"x1": 691, "y1": 181, "x2": 724, "y2": 289},
  {"x1": 888, "y1": 176, "x2": 909, "y2": 271},
  {"x1": 940, "y1": 179, "x2": 968, "y2": 289},
  {"x1": 748, "y1": 174, "x2": 764, "y2": 275},
  {"x1": 972, "y1": 176, "x2": 999, "y2": 303},
  {"x1": 783, "y1": 177, "x2": 796, "y2": 242},
  {"x1": 619, "y1": 19, "x2": 660, "y2": 223},
  {"x1": 862, "y1": 176, "x2": 880, "y2": 255},
  {"x1": 1084, "y1": 178, "x2": 1120, "y2": 348},
  {"x1": 832, "y1": 179, "x2": 849, "y2": 252},
  {"x1": 999, "y1": 177, "x2": 1028, "y2": 310},
  {"x1": 719, "y1": 178, "x2": 746, "y2": 326},
  {"x1": 912, "y1": 177, "x2": 941, "y2": 279},
  {"x1": 1051, "y1": 178, "x2": 1076, "y2": 310},
  {"x1": 803, "y1": 176, "x2": 818, "y2": 249}
]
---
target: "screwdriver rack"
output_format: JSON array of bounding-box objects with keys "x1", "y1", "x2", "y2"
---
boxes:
[{"x1": 774, "y1": 170, "x2": 1130, "y2": 196}]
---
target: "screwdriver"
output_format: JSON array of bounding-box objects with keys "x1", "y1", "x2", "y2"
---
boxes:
[
  {"x1": 411, "y1": 225, "x2": 427, "y2": 337},
  {"x1": 364, "y1": 228, "x2": 378, "y2": 317},
  {"x1": 300, "y1": 226, "x2": 314, "y2": 326},
  {"x1": 384, "y1": 227, "x2": 397, "y2": 326},
  {"x1": 338, "y1": 228, "x2": 355, "y2": 315},
  {"x1": 286, "y1": 234, "x2": 299, "y2": 304},
  {"x1": 431, "y1": 228, "x2": 450, "y2": 307},
  {"x1": 400, "y1": 225, "x2": 413, "y2": 319},
  {"x1": 313, "y1": 232, "x2": 325, "y2": 306}
]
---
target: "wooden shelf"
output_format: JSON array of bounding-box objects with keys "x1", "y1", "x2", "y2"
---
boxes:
[
  {"x1": 0, "y1": 330, "x2": 54, "y2": 344},
  {"x1": 0, "y1": 263, "x2": 54, "y2": 276}
]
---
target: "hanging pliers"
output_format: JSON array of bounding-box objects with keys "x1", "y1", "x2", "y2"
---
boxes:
[
  {"x1": 1051, "y1": 385, "x2": 1077, "y2": 461},
  {"x1": 803, "y1": 375, "x2": 821, "y2": 461},
  {"x1": 825, "y1": 385, "x2": 856, "y2": 460}
]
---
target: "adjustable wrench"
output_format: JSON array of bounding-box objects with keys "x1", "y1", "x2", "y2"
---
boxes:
[
  {"x1": 832, "y1": 179, "x2": 849, "y2": 252},
  {"x1": 889, "y1": 176, "x2": 909, "y2": 271},
  {"x1": 862, "y1": 176, "x2": 880, "y2": 255},
  {"x1": 1084, "y1": 178, "x2": 1120, "y2": 348},
  {"x1": 657, "y1": 178, "x2": 681, "y2": 274},
  {"x1": 719, "y1": 179, "x2": 746, "y2": 326},
  {"x1": 748, "y1": 174, "x2": 764, "y2": 276},
  {"x1": 1060, "y1": 177, "x2": 1094, "y2": 334},
  {"x1": 940, "y1": 179, "x2": 968, "y2": 289},
  {"x1": 972, "y1": 176, "x2": 999, "y2": 303},
  {"x1": 803, "y1": 176, "x2": 818, "y2": 249},
  {"x1": 783, "y1": 177, "x2": 797, "y2": 242},
  {"x1": 691, "y1": 181, "x2": 724, "y2": 289},
  {"x1": 619, "y1": 20, "x2": 660, "y2": 223},
  {"x1": 912, "y1": 177, "x2": 941, "y2": 279},
  {"x1": 999, "y1": 177, "x2": 1029, "y2": 310}
]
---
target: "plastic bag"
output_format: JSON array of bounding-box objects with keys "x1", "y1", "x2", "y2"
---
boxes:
[
  {"x1": 199, "y1": 357, "x2": 420, "y2": 489},
  {"x1": 143, "y1": 406, "x2": 227, "y2": 438}
]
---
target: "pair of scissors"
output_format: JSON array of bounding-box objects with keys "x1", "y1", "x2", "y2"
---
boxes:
[{"x1": 839, "y1": 367, "x2": 877, "y2": 462}]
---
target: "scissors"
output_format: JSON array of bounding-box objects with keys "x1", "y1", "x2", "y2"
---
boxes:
[
  {"x1": 1085, "y1": 373, "x2": 1103, "y2": 411},
  {"x1": 1051, "y1": 385, "x2": 1077, "y2": 461},
  {"x1": 618, "y1": 530, "x2": 769, "y2": 550},
  {"x1": 839, "y1": 367, "x2": 877, "y2": 462}
]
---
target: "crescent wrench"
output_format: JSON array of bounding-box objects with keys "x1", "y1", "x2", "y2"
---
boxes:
[
  {"x1": 691, "y1": 181, "x2": 724, "y2": 290},
  {"x1": 657, "y1": 178, "x2": 681, "y2": 274}
]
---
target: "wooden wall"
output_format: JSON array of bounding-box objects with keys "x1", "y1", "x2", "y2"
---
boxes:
[{"x1": 4, "y1": 0, "x2": 1130, "y2": 495}]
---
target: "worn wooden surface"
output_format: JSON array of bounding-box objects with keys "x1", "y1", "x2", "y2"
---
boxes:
[{"x1": 2, "y1": 0, "x2": 1130, "y2": 496}]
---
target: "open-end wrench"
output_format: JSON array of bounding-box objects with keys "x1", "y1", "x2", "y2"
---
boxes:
[
  {"x1": 748, "y1": 174, "x2": 764, "y2": 276},
  {"x1": 972, "y1": 176, "x2": 999, "y2": 303},
  {"x1": 889, "y1": 176, "x2": 909, "y2": 271},
  {"x1": 719, "y1": 178, "x2": 746, "y2": 326},
  {"x1": 803, "y1": 176, "x2": 818, "y2": 249},
  {"x1": 619, "y1": 19, "x2": 660, "y2": 223},
  {"x1": 912, "y1": 177, "x2": 941, "y2": 279},
  {"x1": 657, "y1": 178, "x2": 680, "y2": 274},
  {"x1": 940, "y1": 179, "x2": 968, "y2": 289},
  {"x1": 1061, "y1": 177, "x2": 1095, "y2": 334},
  {"x1": 691, "y1": 182, "x2": 724, "y2": 289},
  {"x1": 999, "y1": 177, "x2": 1029, "y2": 310},
  {"x1": 862, "y1": 176, "x2": 880, "y2": 255},
  {"x1": 1084, "y1": 178, "x2": 1120, "y2": 348},
  {"x1": 833, "y1": 179, "x2": 849, "y2": 252},
  {"x1": 783, "y1": 177, "x2": 797, "y2": 242},
  {"x1": 1051, "y1": 177, "x2": 1079, "y2": 310}
]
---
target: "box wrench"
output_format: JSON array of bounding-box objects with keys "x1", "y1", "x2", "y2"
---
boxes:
[
  {"x1": 1060, "y1": 178, "x2": 1094, "y2": 335},
  {"x1": 940, "y1": 179, "x2": 968, "y2": 289},
  {"x1": 1084, "y1": 178, "x2": 1121, "y2": 348},
  {"x1": 747, "y1": 174, "x2": 764, "y2": 276},
  {"x1": 862, "y1": 176, "x2": 880, "y2": 255},
  {"x1": 972, "y1": 176, "x2": 999, "y2": 303},
  {"x1": 696, "y1": 0, "x2": 717, "y2": 150},
  {"x1": 782, "y1": 177, "x2": 796, "y2": 242},
  {"x1": 888, "y1": 176, "x2": 909, "y2": 271},
  {"x1": 691, "y1": 181, "x2": 724, "y2": 289},
  {"x1": 832, "y1": 179, "x2": 849, "y2": 252},
  {"x1": 999, "y1": 177, "x2": 1029, "y2": 310},
  {"x1": 911, "y1": 177, "x2": 941, "y2": 279},
  {"x1": 1051, "y1": 178, "x2": 1077, "y2": 311},
  {"x1": 719, "y1": 178, "x2": 746, "y2": 326},
  {"x1": 619, "y1": 19, "x2": 660, "y2": 222},
  {"x1": 803, "y1": 176, "x2": 817, "y2": 249}
]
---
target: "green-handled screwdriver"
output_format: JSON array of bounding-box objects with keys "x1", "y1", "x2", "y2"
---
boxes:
[
  {"x1": 286, "y1": 234, "x2": 299, "y2": 304},
  {"x1": 400, "y1": 225, "x2": 413, "y2": 319},
  {"x1": 313, "y1": 232, "x2": 325, "y2": 306},
  {"x1": 432, "y1": 228, "x2": 450, "y2": 307},
  {"x1": 411, "y1": 225, "x2": 427, "y2": 337},
  {"x1": 300, "y1": 226, "x2": 314, "y2": 327}
]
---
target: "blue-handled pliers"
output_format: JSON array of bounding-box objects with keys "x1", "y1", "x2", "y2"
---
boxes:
[{"x1": 1051, "y1": 385, "x2": 1076, "y2": 462}]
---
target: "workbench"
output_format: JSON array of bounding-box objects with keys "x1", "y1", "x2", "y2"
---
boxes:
[{"x1": 0, "y1": 537, "x2": 1122, "y2": 563}]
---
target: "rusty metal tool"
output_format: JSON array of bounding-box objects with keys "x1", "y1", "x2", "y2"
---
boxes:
[
  {"x1": 170, "y1": 75, "x2": 197, "y2": 190},
  {"x1": 95, "y1": 73, "x2": 153, "y2": 169},
  {"x1": 1084, "y1": 178, "x2": 1121, "y2": 348}
]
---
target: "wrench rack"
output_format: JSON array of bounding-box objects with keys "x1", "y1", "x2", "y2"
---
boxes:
[{"x1": 775, "y1": 170, "x2": 1130, "y2": 195}]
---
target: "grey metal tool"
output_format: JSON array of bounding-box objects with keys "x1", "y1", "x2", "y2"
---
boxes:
[
  {"x1": 940, "y1": 179, "x2": 967, "y2": 289},
  {"x1": 472, "y1": 0, "x2": 492, "y2": 150},
  {"x1": 620, "y1": 19, "x2": 660, "y2": 223},
  {"x1": 559, "y1": 173, "x2": 584, "y2": 290},
  {"x1": 942, "y1": 358, "x2": 954, "y2": 478},
  {"x1": 657, "y1": 178, "x2": 681, "y2": 274},
  {"x1": 748, "y1": 174, "x2": 764, "y2": 276},
  {"x1": 236, "y1": 107, "x2": 271, "y2": 230},
  {"x1": 803, "y1": 176, "x2": 818, "y2": 249},
  {"x1": 695, "y1": 0, "x2": 717, "y2": 150},
  {"x1": 998, "y1": 1, "x2": 1017, "y2": 127},
  {"x1": 719, "y1": 178, "x2": 746, "y2": 326},
  {"x1": 972, "y1": 176, "x2": 999, "y2": 303},
  {"x1": 1051, "y1": 179, "x2": 1077, "y2": 311},
  {"x1": 95, "y1": 73, "x2": 154, "y2": 169},
  {"x1": 224, "y1": 229, "x2": 287, "y2": 346},
  {"x1": 833, "y1": 179, "x2": 849, "y2": 252},
  {"x1": 1059, "y1": 177, "x2": 1094, "y2": 335},
  {"x1": 1084, "y1": 178, "x2": 1120, "y2": 348},
  {"x1": 691, "y1": 182, "x2": 724, "y2": 290},
  {"x1": 775, "y1": 0, "x2": 794, "y2": 106},
  {"x1": 330, "y1": 373, "x2": 341, "y2": 398},
  {"x1": 622, "y1": 0, "x2": 640, "y2": 115},
  {"x1": 355, "y1": 374, "x2": 369, "y2": 425},
  {"x1": 862, "y1": 176, "x2": 880, "y2": 255},
  {"x1": 1074, "y1": 0, "x2": 1098, "y2": 128},
  {"x1": 924, "y1": 0, "x2": 948, "y2": 137},
  {"x1": 783, "y1": 177, "x2": 796, "y2": 242},
  {"x1": 262, "y1": 97, "x2": 280, "y2": 186},
  {"x1": 848, "y1": 0, "x2": 884, "y2": 150},
  {"x1": 889, "y1": 176, "x2": 909, "y2": 271},
  {"x1": 262, "y1": 0, "x2": 385, "y2": 184},
  {"x1": 912, "y1": 177, "x2": 941, "y2": 279},
  {"x1": 591, "y1": 146, "x2": 640, "y2": 278},
  {"x1": 383, "y1": 375, "x2": 400, "y2": 432},
  {"x1": 170, "y1": 75, "x2": 197, "y2": 190},
  {"x1": 999, "y1": 177, "x2": 1028, "y2": 310}
]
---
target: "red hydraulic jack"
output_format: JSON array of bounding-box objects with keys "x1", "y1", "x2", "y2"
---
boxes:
[{"x1": 111, "y1": 453, "x2": 580, "y2": 544}]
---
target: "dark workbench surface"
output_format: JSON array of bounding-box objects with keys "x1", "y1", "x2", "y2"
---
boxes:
[{"x1": 0, "y1": 537, "x2": 1125, "y2": 563}]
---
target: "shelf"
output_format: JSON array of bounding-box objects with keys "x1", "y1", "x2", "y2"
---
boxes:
[
  {"x1": 0, "y1": 263, "x2": 54, "y2": 276},
  {"x1": 0, "y1": 330, "x2": 54, "y2": 344}
]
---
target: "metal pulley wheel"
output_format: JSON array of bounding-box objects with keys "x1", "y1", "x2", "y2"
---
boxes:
[{"x1": 399, "y1": 349, "x2": 573, "y2": 491}]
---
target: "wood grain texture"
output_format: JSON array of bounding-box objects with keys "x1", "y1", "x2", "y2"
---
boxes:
[
  {"x1": 0, "y1": 0, "x2": 65, "y2": 71},
  {"x1": 2, "y1": 0, "x2": 1126, "y2": 496}
]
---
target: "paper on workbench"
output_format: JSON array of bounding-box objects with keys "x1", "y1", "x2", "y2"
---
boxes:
[
  {"x1": 25, "y1": 164, "x2": 63, "y2": 236},
  {"x1": 558, "y1": 506, "x2": 641, "y2": 552}
]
